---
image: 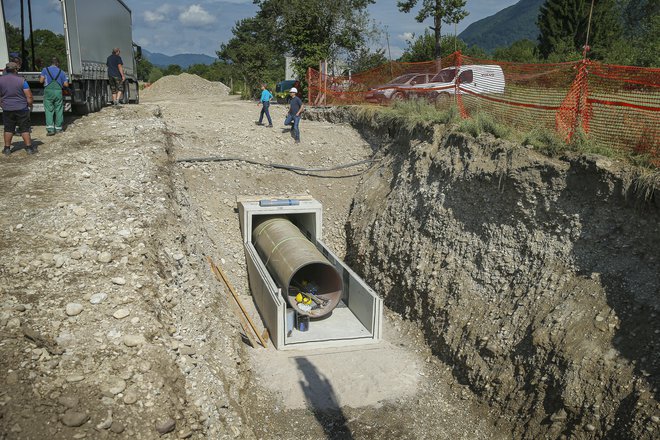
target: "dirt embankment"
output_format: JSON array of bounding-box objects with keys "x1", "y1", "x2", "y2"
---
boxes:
[{"x1": 309, "y1": 108, "x2": 660, "y2": 439}]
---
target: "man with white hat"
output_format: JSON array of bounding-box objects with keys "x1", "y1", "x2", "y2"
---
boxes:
[
  {"x1": 284, "y1": 87, "x2": 304, "y2": 143},
  {"x1": 0, "y1": 62, "x2": 35, "y2": 155}
]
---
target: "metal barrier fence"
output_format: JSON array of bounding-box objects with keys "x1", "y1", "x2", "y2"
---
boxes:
[{"x1": 307, "y1": 52, "x2": 659, "y2": 163}]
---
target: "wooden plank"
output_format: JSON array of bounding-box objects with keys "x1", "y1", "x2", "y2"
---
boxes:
[
  {"x1": 207, "y1": 256, "x2": 268, "y2": 348},
  {"x1": 208, "y1": 259, "x2": 257, "y2": 348}
]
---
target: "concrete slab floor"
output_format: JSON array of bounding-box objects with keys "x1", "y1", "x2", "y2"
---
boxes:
[{"x1": 249, "y1": 326, "x2": 421, "y2": 410}]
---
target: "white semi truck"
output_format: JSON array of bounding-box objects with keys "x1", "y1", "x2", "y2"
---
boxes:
[{"x1": 0, "y1": 0, "x2": 140, "y2": 114}]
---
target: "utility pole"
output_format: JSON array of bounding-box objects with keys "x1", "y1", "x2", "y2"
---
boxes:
[
  {"x1": 385, "y1": 25, "x2": 393, "y2": 78},
  {"x1": 583, "y1": 0, "x2": 595, "y2": 59}
]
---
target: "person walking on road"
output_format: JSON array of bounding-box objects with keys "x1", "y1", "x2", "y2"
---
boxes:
[
  {"x1": 284, "y1": 87, "x2": 304, "y2": 143},
  {"x1": 106, "y1": 48, "x2": 125, "y2": 105},
  {"x1": 256, "y1": 83, "x2": 273, "y2": 127},
  {"x1": 39, "y1": 57, "x2": 69, "y2": 135},
  {"x1": 0, "y1": 62, "x2": 35, "y2": 155}
]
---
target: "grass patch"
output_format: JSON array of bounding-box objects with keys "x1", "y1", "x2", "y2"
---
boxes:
[
  {"x1": 566, "y1": 129, "x2": 616, "y2": 157},
  {"x1": 457, "y1": 112, "x2": 510, "y2": 139},
  {"x1": 521, "y1": 128, "x2": 565, "y2": 156},
  {"x1": 354, "y1": 99, "x2": 460, "y2": 132},
  {"x1": 347, "y1": 102, "x2": 657, "y2": 170}
]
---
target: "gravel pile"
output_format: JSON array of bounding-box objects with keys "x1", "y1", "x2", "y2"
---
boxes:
[{"x1": 142, "y1": 73, "x2": 229, "y2": 100}]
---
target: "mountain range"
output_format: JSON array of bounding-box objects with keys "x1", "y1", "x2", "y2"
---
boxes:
[
  {"x1": 142, "y1": 49, "x2": 216, "y2": 68},
  {"x1": 459, "y1": 0, "x2": 544, "y2": 53}
]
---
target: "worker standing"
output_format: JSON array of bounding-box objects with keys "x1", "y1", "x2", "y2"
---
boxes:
[
  {"x1": 256, "y1": 83, "x2": 273, "y2": 127},
  {"x1": 284, "y1": 87, "x2": 304, "y2": 144},
  {"x1": 106, "y1": 48, "x2": 126, "y2": 105},
  {"x1": 39, "y1": 57, "x2": 69, "y2": 136},
  {"x1": 0, "y1": 62, "x2": 35, "y2": 155}
]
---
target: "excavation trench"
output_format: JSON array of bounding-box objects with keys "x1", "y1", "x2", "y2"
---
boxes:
[
  {"x1": 305, "y1": 107, "x2": 660, "y2": 439},
  {"x1": 151, "y1": 88, "x2": 658, "y2": 439}
]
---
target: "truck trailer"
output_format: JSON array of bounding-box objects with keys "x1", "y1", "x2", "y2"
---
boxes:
[{"x1": 0, "y1": 0, "x2": 140, "y2": 114}]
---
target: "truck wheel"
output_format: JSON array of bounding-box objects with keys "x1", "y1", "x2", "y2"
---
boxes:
[
  {"x1": 73, "y1": 100, "x2": 90, "y2": 115},
  {"x1": 120, "y1": 82, "x2": 129, "y2": 104}
]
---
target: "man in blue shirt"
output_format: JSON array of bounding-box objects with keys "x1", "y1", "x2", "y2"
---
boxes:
[
  {"x1": 106, "y1": 48, "x2": 125, "y2": 105},
  {"x1": 39, "y1": 57, "x2": 70, "y2": 135},
  {"x1": 0, "y1": 62, "x2": 35, "y2": 155},
  {"x1": 256, "y1": 83, "x2": 273, "y2": 127},
  {"x1": 284, "y1": 87, "x2": 304, "y2": 143}
]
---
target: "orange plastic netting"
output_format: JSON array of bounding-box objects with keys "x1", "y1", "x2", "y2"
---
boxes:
[{"x1": 307, "y1": 52, "x2": 659, "y2": 162}]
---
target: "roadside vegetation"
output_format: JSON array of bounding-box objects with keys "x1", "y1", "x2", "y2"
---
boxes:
[{"x1": 352, "y1": 100, "x2": 658, "y2": 170}]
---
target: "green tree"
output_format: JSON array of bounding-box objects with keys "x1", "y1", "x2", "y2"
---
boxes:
[
  {"x1": 492, "y1": 39, "x2": 539, "y2": 63},
  {"x1": 162, "y1": 64, "x2": 182, "y2": 76},
  {"x1": 28, "y1": 29, "x2": 66, "y2": 70},
  {"x1": 397, "y1": 0, "x2": 469, "y2": 59},
  {"x1": 187, "y1": 64, "x2": 210, "y2": 77},
  {"x1": 538, "y1": 0, "x2": 621, "y2": 60},
  {"x1": 347, "y1": 48, "x2": 388, "y2": 74},
  {"x1": 218, "y1": 14, "x2": 285, "y2": 95},
  {"x1": 148, "y1": 67, "x2": 163, "y2": 83},
  {"x1": 137, "y1": 58, "x2": 154, "y2": 82},
  {"x1": 608, "y1": 0, "x2": 659, "y2": 66},
  {"x1": 399, "y1": 31, "x2": 479, "y2": 62},
  {"x1": 254, "y1": 0, "x2": 376, "y2": 79}
]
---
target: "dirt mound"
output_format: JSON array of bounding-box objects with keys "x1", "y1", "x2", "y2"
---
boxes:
[{"x1": 142, "y1": 73, "x2": 229, "y2": 100}]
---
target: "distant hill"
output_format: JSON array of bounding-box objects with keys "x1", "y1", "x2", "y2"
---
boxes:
[
  {"x1": 142, "y1": 49, "x2": 216, "y2": 68},
  {"x1": 459, "y1": 0, "x2": 544, "y2": 53}
]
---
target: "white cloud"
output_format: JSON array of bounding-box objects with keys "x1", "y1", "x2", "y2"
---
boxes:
[
  {"x1": 398, "y1": 32, "x2": 414, "y2": 42},
  {"x1": 179, "y1": 4, "x2": 216, "y2": 27},
  {"x1": 144, "y1": 11, "x2": 166, "y2": 24}
]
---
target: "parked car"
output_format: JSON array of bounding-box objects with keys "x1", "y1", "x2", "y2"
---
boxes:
[
  {"x1": 409, "y1": 65, "x2": 505, "y2": 103},
  {"x1": 364, "y1": 73, "x2": 433, "y2": 103}
]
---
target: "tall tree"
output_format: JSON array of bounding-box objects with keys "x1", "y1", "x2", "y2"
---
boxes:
[
  {"x1": 492, "y1": 39, "x2": 540, "y2": 63},
  {"x1": 254, "y1": 0, "x2": 377, "y2": 79},
  {"x1": 347, "y1": 48, "x2": 388, "y2": 74},
  {"x1": 218, "y1": 13, "x2": 285, "y2": 94},
  {"x1": 397, "y1": 0, "x2": 469, "y2": 59},
  {"x1": 399, "y1": 31, "x2": 483, "y2": 62},
  {"x1": 537, "y1": 0, "x2": 621, "y2": 60}
]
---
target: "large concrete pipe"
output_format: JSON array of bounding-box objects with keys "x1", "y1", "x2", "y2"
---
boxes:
[{"x1": 252, "y1": 217, "x2": 342, "y2": 317}]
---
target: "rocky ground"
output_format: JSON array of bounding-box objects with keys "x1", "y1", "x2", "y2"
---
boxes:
[{"x1": 0, "y1": 79, "x2": 512, "y2": 440}]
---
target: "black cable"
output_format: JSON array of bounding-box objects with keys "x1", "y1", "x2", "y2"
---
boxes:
[{"x1": 175, "y1": 156, "x2": 376, "y2": 178}]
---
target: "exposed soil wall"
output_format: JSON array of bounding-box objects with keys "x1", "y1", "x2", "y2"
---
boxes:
[{"x1": 310, "y1": 108, "x2": 660, "y2": 438}]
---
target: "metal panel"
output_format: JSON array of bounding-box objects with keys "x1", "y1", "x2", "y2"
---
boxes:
[
  {"x1": 64, "y1": 0, "x2": 135, "y2": 78},
  {"x1": 0, "y1": 6, "x2": 8, "y2": 67},
  {"x1": 316, "y1": 239, "x2": 382, "y2": 335},
  {"x1": 244, "y1": 242, "x2": 284, "y2": 349}
]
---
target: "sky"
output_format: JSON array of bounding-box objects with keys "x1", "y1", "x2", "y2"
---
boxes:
[
  {"x1": 4, "y1": 1, "x2": 520, "y2": 59},
  {"x1": 124, "y1": 0, "x2": 520, "y2": 58}
]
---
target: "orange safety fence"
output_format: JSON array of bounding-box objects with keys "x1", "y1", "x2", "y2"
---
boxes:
[{"x1": 307, "y1": 52, "x2": 659, "y2": 162}]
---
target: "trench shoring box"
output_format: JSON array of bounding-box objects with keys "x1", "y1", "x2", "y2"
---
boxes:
[{"x1": 238, "y1": 197, "x2": 383, "y2": 350}]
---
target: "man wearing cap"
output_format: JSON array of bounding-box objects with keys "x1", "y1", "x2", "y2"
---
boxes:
[
  {"x1": 0, "y1": 62, "x2": 35, "y2": 155},
  {"x1": 40, "y1": 57, "x2": 69, "y2": 135},
  {"x1": 284, "y1": 87, "x2": 304, "y2": 144}
]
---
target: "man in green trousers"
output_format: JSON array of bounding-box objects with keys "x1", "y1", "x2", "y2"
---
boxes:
[{"x1": 39, "y1": 57, "x2": 69, "y2": 135}]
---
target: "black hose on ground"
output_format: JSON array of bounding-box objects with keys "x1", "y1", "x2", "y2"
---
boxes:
[{"x1": 174, "y1": 156, "x2": 377, "y2": 178}]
